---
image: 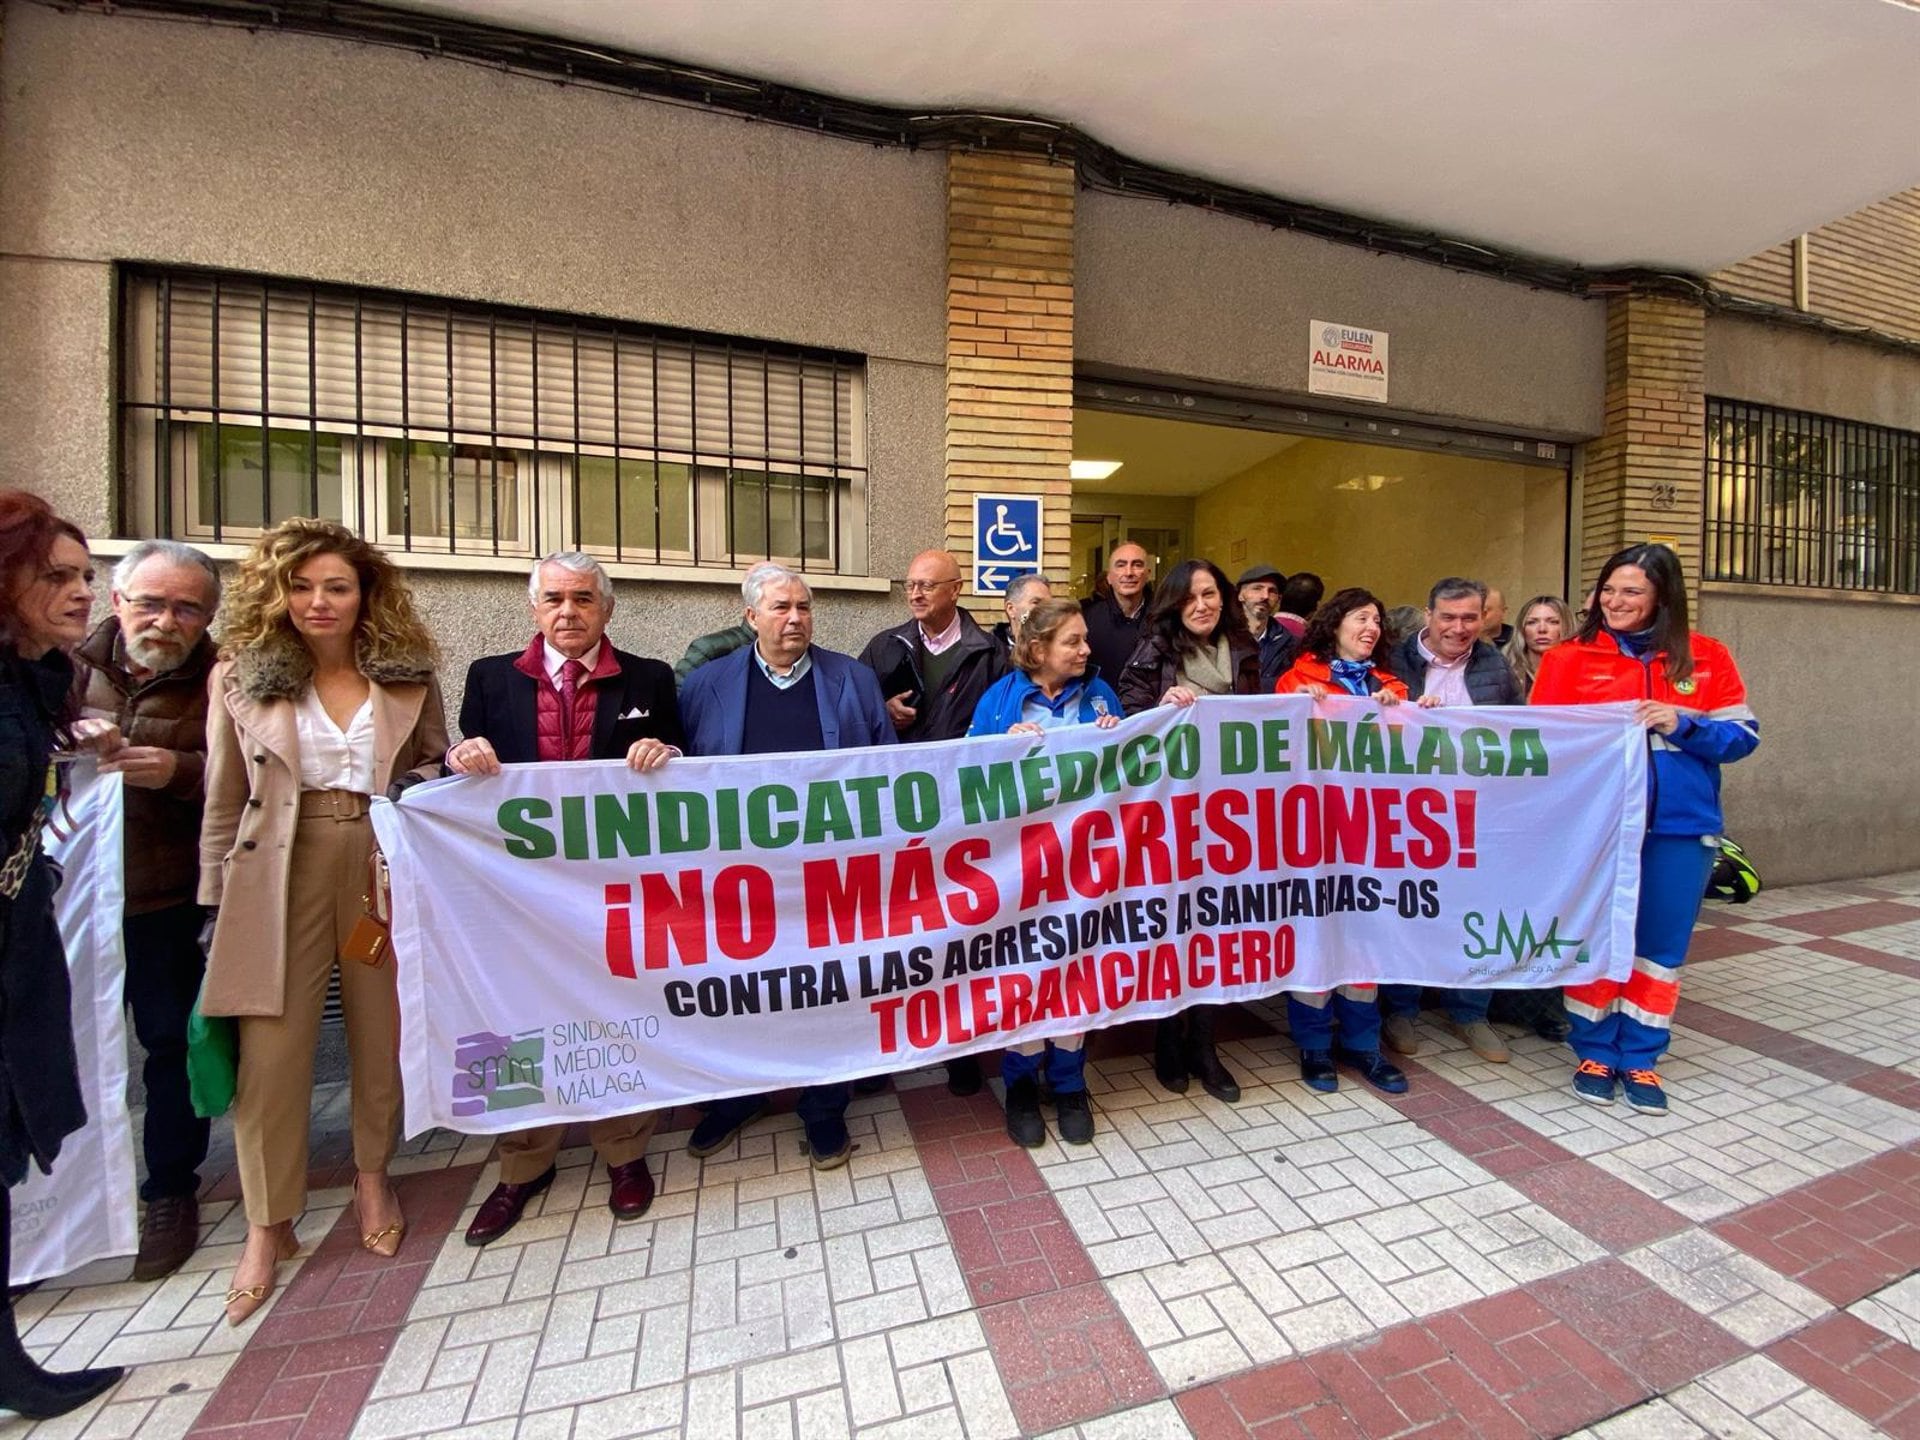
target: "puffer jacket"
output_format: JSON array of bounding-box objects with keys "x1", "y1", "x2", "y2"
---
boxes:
[
  {"x1": 1389, "y1": 633, "x2": 1520, "y2": 707},
  {"x1": 1531, "y1": 631, "x2": 1757, "y2": 836}
]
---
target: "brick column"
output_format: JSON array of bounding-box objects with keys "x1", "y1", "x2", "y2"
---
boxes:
[
  {"x1": 945, "y1": 151, "x2": 1074, "y2": 614},
  {"x1": 1578, "y1": 294, "x2": 1707, "y2": 587}
]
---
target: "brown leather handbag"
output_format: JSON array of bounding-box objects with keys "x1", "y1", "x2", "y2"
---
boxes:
[{"x1": 340, "y1": 847, "x2": 392, "y2": 966}]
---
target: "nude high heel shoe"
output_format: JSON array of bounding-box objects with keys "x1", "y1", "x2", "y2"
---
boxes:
[
  {"x1": 223, "y1": 1226, "x2": 300, "y2": 1328},
  {"x1": 355, "y1": 1174, "x2": 406, "y2": 1258}
]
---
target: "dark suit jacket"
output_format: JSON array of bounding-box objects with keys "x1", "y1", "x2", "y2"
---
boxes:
[
  {"x1": 459, "y1": 643, "x2": 685, "y2": 762},
  {"x1": 678, "y1": 644, "x2": 894, "y2": 757}
]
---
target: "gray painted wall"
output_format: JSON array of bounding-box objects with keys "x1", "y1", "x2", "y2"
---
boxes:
[
  {"x1": 1706, "y1": 313, "x2": 1920, "y2": 432},
  {"x1": 0, "y1": 2, "x2": 945, "y2": 697},
  {"x1": 1701, "y1": 591, "x2": 1919, "y2": 885},
  {"x1": 1697, "y1": 313, "x2": 1920, "y2": 884},
  {"x1": 1076, "y1": 190, "x2": 1610, "y2": 439}
]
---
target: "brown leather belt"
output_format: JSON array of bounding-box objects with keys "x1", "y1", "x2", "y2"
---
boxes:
[{"x1": 297, "y1": 788, "x2": 371, "y2": 820}]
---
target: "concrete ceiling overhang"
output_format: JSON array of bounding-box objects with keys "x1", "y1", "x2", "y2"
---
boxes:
[{"x1": 399, "y1": 0, "x2": 1920, "y2": 275}]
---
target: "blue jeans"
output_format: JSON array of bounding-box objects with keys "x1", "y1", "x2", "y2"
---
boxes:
[{"x1": 1287, "y1": 987, "x2": 1381, "y2": 1056}]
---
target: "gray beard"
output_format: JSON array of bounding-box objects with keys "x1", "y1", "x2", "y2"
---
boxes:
[{"x1": 126, "y1": 634, "x2": 189, "y2": 674}]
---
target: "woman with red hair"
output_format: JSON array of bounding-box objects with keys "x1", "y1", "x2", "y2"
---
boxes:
[{"x1": 0, "y1": 490, "x2": 125, "y2": 1417}]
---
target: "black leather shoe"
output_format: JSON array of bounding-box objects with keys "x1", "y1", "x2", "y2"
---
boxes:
[
  {"x1": 1337, "y1": 1049, "x2": 1410, "y2": 1095},
  {"x1": 464, "y1": 1166, "x2": 555, "y2": 1247},
  {"x1": 1153, "y1": 1020, "x2": 1190, "y2": 1094},
  {"x1": 0, "y1": 1364, "x2": 124, "y2": 1419},
  {"x1": 945, "y1": 1056, "x2": 983, "y2": 1097},
  {"x1": 1300, "y1": 1050, "x2": 1338, "y2": 1093},
  {"x1": 606, "y1": 1158, "x2": 655, "y2": 1220},
  {"x1": 1004, "y1": 1077, "x2": 1045, "y2": 1147},
  {"x1": 133, "y1": 1194, "x2": 200, "y2": 1282},
  {"x1": 1188, "y1": 1045, "x2": 1242, "y2": 1104},
  {"x1": 1054, "y1": 1090, "x2": 1095, "y2": 1145}
]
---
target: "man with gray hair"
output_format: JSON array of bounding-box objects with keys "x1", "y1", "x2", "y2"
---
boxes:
[
  {"x1": 990, "y1": 572, "x2": 1053, "y2": 654},
  {"x1": 449, "y1": 551, "x2": 684, "y2": 1246},
  {"x1": 1380, "y1": 576, "x2": 1521, "y2": 1064},
  {"x1": 675, "y1": 563, "x2": 892, "y2": 1166},
  {"x1": 75, "y1": 539, "x2": 222, "y2": 1279}
]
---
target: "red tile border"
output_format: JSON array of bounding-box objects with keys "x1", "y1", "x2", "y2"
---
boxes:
[
  {"x1": 1174, "y1": 1256, "x2": 1744, "y2": 1440},
  {"x1": 1711, "y1": 1145, "x2": 1920, "y2": 1307},
  {"x1": 1768, "y1": 1310, "x2": 1920, "y2": 1438},
  {"x1": 1806, "y1": 935, "x2": 1920, "y2": 982},
  {"x1": 895, "y1": 1082, "x2": 1166, "y2": 1432},
  {"x1": 185, "y1": 1161, "x2": 483, "y2": 1440},
  {"x1": 1762, "y1": 900, "x2": 1920, "y2": 939},
  {"x1": 1386, "y1": 1060, "x2": 1694, "y2": 1253}
]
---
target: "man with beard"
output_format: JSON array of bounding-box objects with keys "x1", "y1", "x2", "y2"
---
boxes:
[
  {"x1": 76, "y1": 540, "x2": 222, "y2": 1280},
  {"x1": 1236, "y1": 563, "x2": 1298, "y2": 690}
]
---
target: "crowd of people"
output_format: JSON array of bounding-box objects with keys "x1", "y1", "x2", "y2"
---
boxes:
[{"x1": 0, "y1": 488, "x2": 1757, "y2": 1415}]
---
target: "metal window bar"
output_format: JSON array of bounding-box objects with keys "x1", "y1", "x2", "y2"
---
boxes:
[
  {"x1": 307, "y1": 287, "x2": 320, "y2": 518},
  {"x1": 1703, "y1": 398, "x2": 1919, "y2": 596},
  {"x1": 445, "y1": 308, "x2": 457, "y2": 550},
  {"x1": 258, "y1": 283, "x2": 272, "y2": 528},
  {"x1": 120, "y1": 267, "x2": 866, "y2": 570},
  {"x1": 209, "y1": 277, "x2": 223, "y2": 544}
]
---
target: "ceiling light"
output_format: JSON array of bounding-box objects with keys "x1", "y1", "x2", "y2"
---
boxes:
[{"x1": 1070, "y1": 459, "x2": 1124, "y2": 481}]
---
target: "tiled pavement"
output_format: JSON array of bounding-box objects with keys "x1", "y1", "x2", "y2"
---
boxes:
[{"x1": 8, "y1": 873, "x2": 1920, "y2": 1439}]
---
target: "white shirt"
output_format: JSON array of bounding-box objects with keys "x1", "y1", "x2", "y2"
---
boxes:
[
  {"x1": 1415, "y1": 631, "x2": 1475, "y2": 707},
  {"x1": 543, "y1": 639, "x2": 602, "y2": 685},
  {"x1": 294, "y1": 686, "x2": 376, "y2": 793}
]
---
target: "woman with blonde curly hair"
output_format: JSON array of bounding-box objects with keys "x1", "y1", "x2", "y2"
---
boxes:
[
  {"x1": 1502, "y1": 595, "x2": 1576, "y2": 698},
  {"x1": 199, "y1": 520, "x2": 447, "y2": 1325}
]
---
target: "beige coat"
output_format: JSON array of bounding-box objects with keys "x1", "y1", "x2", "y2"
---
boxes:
[{"x1": 198, "y1": 648, "x2": 448, "y2": 1017}]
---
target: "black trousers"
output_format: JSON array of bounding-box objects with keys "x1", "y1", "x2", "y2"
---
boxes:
[{"x1": 122, "y1": 903, "x2": 210, "y2": 1203}]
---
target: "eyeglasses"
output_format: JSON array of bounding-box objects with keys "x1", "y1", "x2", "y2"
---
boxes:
[
  {"x1": 903, "y1": 579, "x2": 958, "y2": 595},
  {"x1": 122, "y1": 596, "x2": 209, "y2": 624}
]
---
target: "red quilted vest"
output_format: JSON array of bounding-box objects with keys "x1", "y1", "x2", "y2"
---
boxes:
[{"x1": 512, "y1": 636, "x2": 621, "y2": 761}]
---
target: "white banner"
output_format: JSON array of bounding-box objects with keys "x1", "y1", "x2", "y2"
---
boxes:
[
  {"x1": 9, "y1": 763, "x2": 138, "y2": 1285},
  {"x1": 374, "y1": 697, "x2": 1647, "y2": 1136}
]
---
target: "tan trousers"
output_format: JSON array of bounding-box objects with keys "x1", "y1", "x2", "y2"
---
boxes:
[
  {"x1": 233, "y1": 799, "x2": 400, "y2": 1226},
  {"x1": 496, "y1": 1114, "x2": 659, "y2": 1185}
]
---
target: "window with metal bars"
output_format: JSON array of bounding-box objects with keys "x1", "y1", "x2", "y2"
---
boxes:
[
  {"x1": 1704, "y1": 399, "x2": 1920, "y2": 595},
  {"x1": 118, "y1": 267, "x2": 868, "y2": 574}
]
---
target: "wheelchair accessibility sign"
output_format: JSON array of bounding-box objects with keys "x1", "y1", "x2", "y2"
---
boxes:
[{"x1": 972, "y1": 493, "x2": 1041, "y2": 596}]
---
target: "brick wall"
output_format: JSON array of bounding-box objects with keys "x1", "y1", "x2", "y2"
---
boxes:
[
  {"x1": 945, "y1": 151, "x2": 1074, "y2": 614},
  {"x1": 1713, "y1": 188, "x2": 1920, "y2": 345},
  {"x1": 1579, "y1": 295, "x2": 1707, "y2": 585}
]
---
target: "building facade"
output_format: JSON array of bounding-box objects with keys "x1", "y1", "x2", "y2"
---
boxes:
[{"x1": 1, "y1": 1, "x2": 1915, "y2": 882}]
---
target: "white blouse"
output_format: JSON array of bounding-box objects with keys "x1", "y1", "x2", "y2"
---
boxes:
[{"x1": 293, "y1": 686, "x2": 376, "y2": 794}]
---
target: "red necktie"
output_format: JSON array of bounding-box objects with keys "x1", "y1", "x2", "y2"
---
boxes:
[{"x1": 560, "y1": 658, "x2": 587, "y2": 758}]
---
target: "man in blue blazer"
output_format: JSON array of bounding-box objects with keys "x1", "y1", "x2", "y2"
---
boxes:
[{"x1": 677, "y1": 564, "x2": 893, "y2": 1165}]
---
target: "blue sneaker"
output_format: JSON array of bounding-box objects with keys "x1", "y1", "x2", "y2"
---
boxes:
[
  {"x1": 1621, "y1": 1069, "x2": 1668, "y2": 1115},
  {"x1": 1571, "y1": 1060, "x2": 1617, "y2": 1105}
]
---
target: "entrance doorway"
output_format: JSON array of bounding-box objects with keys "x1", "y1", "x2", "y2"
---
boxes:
[{"x1": 1069, "y1": 383, "x2": 1571, "y2": 612}]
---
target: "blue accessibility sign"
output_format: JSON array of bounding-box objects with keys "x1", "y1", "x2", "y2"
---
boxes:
[{"x1": 972, "y1": 494, "x2": 1041, "y2": 596}]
